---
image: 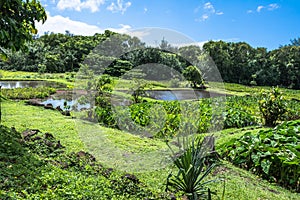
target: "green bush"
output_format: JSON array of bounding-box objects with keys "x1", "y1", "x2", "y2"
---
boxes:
[
  {"x1": 219, "y1": 120, "x2": 300, "y2": 192},
  {"x1": 258, "y1": 87, "x2": 287, "y2": 126}
]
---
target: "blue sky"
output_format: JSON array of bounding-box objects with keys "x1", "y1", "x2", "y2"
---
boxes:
[{"x1": 37, "y1": 0, "x2": 300, "y2": 50}]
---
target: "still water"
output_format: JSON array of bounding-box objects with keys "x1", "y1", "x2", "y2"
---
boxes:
[{"x1": 0, "y1": 80, "x2": 66, "y2": 89}]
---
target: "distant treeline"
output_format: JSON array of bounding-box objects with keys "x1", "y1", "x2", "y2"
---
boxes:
[
  {"x1": 0, "y1": 30, "x2": 299, "y2": 89},
  {"x1": 203, "y1": 40, "x2": 300, "y2": 89}
]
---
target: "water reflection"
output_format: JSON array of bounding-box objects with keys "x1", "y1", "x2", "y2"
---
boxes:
[
  {"x1": 145, "y1": 90, "x2": 225, "y2": 100},
  {"x1": 0, "y1": 80, "x2": 66, "y2": 89},
  {"x1": 41, "y1": 98, "x2": 90, "y2": 111}
]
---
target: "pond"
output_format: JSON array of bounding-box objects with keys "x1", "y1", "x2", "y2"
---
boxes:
[
  {"x1": 29, "y1": 89, "x2": 226, "y2": 111},
  {"x1": 41, "y1": 98, "x2": 90, "y2": 111},
  {"x1": 27, "y1": 90, "x2": 90, "y2": 111},
  {"x1": 145, "y1": 89, "x2": 225, "y2": 100},
  {"x1": 0, "y1": 80, "x2": 66, "y2": 89}
]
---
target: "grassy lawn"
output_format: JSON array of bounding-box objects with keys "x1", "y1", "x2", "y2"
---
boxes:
[
  {"x1": 208, "y1": 81, "x2": 300, "y2": 99},
  {"x1": 1, "y1": 100, "x2": 84, "y2": 153},
  {"x1": 1, "y1": 99, "x2": 299, "y2": 199}
]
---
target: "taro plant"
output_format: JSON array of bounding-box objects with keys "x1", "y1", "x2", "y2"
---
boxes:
[
  {"x1": 166, "y1": 136, "x2": 221, "y2": 200},
  {"x1": 258, "y1": 87, "x2": 287, "y2": 126},
  {"x1": 223, "y1": 107, "x2": 258, "y2": 128},
  {"x1": 219, "y1": 120, "x2": 300, "y2": 192}
]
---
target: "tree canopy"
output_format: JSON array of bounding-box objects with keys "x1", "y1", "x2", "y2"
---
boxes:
[
  {"x1": 0, "y1": 0, "x2": 47, "y2": 59},
  {"x1": 182, "y1": 65, "x2": 204, "y2": 88},
  {"x1": 0, "y1": 27, "x2": 299, "y2": 89}
]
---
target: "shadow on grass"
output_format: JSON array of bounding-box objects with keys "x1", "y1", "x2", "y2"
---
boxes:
[{"x1": 0, "y1": 125, "x2": 44, "y2": 198}]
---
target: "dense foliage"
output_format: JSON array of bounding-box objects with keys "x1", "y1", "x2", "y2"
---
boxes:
[
  {"x1": 0, "y1": 31, "x2": 198, "y2": 82},
  {"x1": 1, "y1": 87, "x2": 56, "y2": 99},
  {"x1": 203, "y1": 41, "x2": 300, "y2": 89},
  {"x1": 0, "y1": 0, "x2": 47, "y2": 59},
  {"x1": 219, "y1": 120, "x2": 300, "y2": 192},
  {"x1": 182, "y1": 65, "x2": 204, "y2": 88},
  {"x1": 2, "y1": 29, "x2": 299, "y2": 89},
  {"x1": 89, "y1": 95, "x2": 259, "y2": 139}
]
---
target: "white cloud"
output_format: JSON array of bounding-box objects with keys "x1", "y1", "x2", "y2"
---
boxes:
[
  {"x1": 109, "y1": 24, "x2": 132, "y2": 33},
  {"x1": 201, "y1": 14, "x2": 209, "y2": 21},
  {"x1": 268, "y1": 3, "x2": 279, "y2": 10},
  {"x1": 175, "y1": 41, "x2": 208, "y2": 48},
  {"x1": 256, "y1": 3, "x2": 279, "y2": 13},
  {"x1": 247, "y1": 10, "x2": 253, "y2": 14},
  {"x1": 56, "y1": 0, "x2": 105, "y2": 13},
  {"x1": 144, "y1": 7, "x2": 148, "y2": 13},
  {"x1": 36, "y1": 12, "x2": 131, "y2": 36},
  {"x1": 107, "y1": 0, "x2": 131, "y2": 14},
  {"x1": 257, "y1": 5, "x2": 264, "y2": 12},
  {"x1": 196, "y1": 2, "x2": 223, "y2": 22},
  {"x1": 204, "y1": 2, "x2": 215, "y2": 13}
]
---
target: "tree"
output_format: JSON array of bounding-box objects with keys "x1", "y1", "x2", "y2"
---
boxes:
[
  {"x1": 0, "y1": 0, "x2": 47, "y2": 59},
  {"x1": 203, "y1": 40, "x2": 232, "y2": 82},
  {"x1": 289, "y1": 37, "x2": 300, "y2": 46},
  {"x1": 183, "y1": 65, "x2": 204, "y2": 88}
]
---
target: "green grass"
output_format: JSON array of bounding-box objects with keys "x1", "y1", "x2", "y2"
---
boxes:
[
  {"x1": 0, "y1": 69, "x2": 299, "y2": 199},
  {"x1": 208, "y1": 81, "x2": 300, "y2": 99},
  {"x1": 211, "y1": 162, "x2": 300, "y2": 200},
  {"x1": 1, "y1": 100, "x2": 84, "y2": 153},
  {"x1": 1, "y1": 100, "x2": 300, "y2": 199}
]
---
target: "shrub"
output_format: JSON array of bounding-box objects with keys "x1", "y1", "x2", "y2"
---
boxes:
[{"x1": 258, "y1": 87, "x2": 287, "y2": 126}]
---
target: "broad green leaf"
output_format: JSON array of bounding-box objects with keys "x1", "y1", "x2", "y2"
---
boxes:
[{"x1": 261, "y1": 159, "x2": 271, "y2": 174}]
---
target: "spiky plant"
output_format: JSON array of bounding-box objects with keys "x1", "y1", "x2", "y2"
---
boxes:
[{"x1": 166, "y1": 136, "x2": 219, "y2": 200}]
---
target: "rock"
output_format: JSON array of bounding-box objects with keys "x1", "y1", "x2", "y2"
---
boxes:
[
  {"x1": 56, "y1": 106, "x2": 63, "y2": 112},
  {"x1": 22, "y1": 129, "x2": 40, "y2": 140},
  {"x1": 44, "y1": 103, "x2": 54, "y2": 110},
  {"x1": 62, "y1": 110, "x2": 71, "y2": 116},
  {"x1": 77, "y1": 150, "x2": 87, "y2": 158},
  {"x1": 25, "y1": 100, "x2": 44, "y2": 107},
  {"x1": 55, "y1": 140, "x2": 64, "y2": 149},
  {"x1": 32, "y1": 136, "x2": 42, "y2": 141},
  {"x1": 45, "y1": 132, "x2": 54, "y2": 139},
  {"x1": 64, "y1": 110, "x2": 71, "y2": 116},
  {"x1": 121, "y1": 173, "x2": 139, "y2": 183}
]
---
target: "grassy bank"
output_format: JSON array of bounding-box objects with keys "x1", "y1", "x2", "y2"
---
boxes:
[{"x1": 1, "y1": 100, "x2": 299, "y2": 199}]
